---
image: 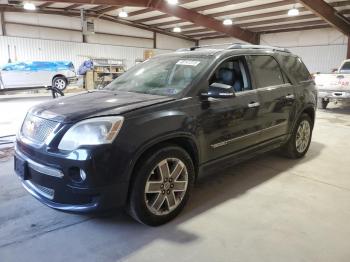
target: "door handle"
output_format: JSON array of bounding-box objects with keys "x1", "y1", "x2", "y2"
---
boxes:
[
  {"x1": 285, "y1": 94, "x2": 295, "y2": 100},
  {"x1": 248, "y1": 102, "x2": 260, "y2": 108}
]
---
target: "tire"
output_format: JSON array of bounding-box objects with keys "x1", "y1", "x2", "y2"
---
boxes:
[
  {"x1": 52, "y1": 76, "x2": 68, "y2": 91},
  {"x1": 317, "y1": 98, "x2": 328, "y2": 109},
  {"x1": 282, "y1": 113, "x2": 313, "y2": 159},
  {"x1": 127, "y1": 145, "x2": 195, "y2": 226}
]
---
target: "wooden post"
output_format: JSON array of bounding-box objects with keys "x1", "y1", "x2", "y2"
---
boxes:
[{"x1": 0, "y1": 9, "x2": 6, "y2": 36}]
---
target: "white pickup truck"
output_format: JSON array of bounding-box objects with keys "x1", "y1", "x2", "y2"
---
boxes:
[
  {"x1": 0, "y1": 61, "x2": 77, "y2": 92},
  {"x1": 314, "y1": 59, "x2": 350, "y2": 109}
]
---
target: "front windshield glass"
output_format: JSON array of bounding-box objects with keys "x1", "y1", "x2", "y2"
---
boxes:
[{"x1": 105, "y1": 56, "x2": 210, "y2": 96}]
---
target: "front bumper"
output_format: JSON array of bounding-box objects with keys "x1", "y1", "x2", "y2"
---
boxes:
[{"x1": 14, "y1": 142, "x2": 129, "y2": 213}]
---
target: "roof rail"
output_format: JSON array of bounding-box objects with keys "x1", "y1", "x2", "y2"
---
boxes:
[
  {"x1": 228, "y1": 43, "x2": 291, "y2": 53},
  {"x1": 176, "y1": 43, "x2": 233, "y2": 52},
  {"x1": 176, "y1": 43, "x2": 291, "y2": 53}
]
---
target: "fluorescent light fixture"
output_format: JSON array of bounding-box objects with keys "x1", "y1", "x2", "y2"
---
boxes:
[
  {"x1": 167, "y1": 0, "x2": 178, "y2": 4},
  {"x1": 288, "y1": 7, "x2": 299, "y2": 16},
  {"x1": 23, "y1": 2, "x2": 36, "y2": 11},
  {"x1": 173, "y1": 26, "x2": 181, "y2": 33},
  {"x1": 223, "y1": 19, "x2": 233, "y2": 25},
  {"x1": 118, "y1": 10, "x2": 128, "y2": 18}
]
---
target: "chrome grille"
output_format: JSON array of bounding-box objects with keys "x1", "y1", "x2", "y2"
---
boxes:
[
  {"x1": 21, "y1": 114, "x2": 59, "y2": 144},
  {"x1": 29, "y1": 181, "x2": 55, "y2": 200}
]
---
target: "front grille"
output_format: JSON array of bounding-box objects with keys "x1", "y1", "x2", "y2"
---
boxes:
[
  {"x1": 30, "y1": 181, "x2": 55, "y2": 200},
  {"x1": 21, "y1": 114, "x2": 59, "y2": 144}
]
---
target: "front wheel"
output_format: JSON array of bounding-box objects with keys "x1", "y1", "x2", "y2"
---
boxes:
[
  {"x1": 52, "y1": 76, "x2": 67, "y2": 91},
  {"x1": 127, "y1": 146, "x2": 194, "y2": 226},
  {"x1": 282, "y1": 113, "x2": 313, "y2": 159}
]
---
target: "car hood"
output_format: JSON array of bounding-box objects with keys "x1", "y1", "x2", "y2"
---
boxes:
[{"x1": 29, "y1": 90, "x2": 174, "y2": 123}]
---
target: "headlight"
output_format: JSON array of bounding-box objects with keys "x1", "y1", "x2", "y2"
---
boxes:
[{"x1": 58, "y1": 116, "x2": 124, "y2": 151}]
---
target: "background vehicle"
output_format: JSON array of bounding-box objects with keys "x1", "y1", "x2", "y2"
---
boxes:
[
  {"x1": 314, "y1": 59, "x2": 350, "y2": 109},
  {"x1": 14, "y1": 44, "x2": 316, "y2": 226},
  {"x1": 0, "y1": 61, "x2": 77, "y2": 91}
]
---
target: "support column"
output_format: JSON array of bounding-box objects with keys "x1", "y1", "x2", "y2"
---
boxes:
[
  {"x1": 0, "y1": 9, "x2": 6, "y2": 36},
  {"x1": 347, "y1": 37, "x2": 350, "y2": 59},
  {"x1": 153, "y1": 31, "x2": 156, "y2": 49}
]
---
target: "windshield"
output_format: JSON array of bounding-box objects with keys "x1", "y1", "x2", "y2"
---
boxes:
[{"x1": 105, "y1": 56, "x2": 210, "y2": 96}]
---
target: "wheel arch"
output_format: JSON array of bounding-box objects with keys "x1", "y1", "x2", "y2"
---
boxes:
[
  {"x1": 126, "y1": 133, "x2": 200, "y2": 198},
  {"x1": 52, "y1": 74, "x2": 67, "y2": 84}
]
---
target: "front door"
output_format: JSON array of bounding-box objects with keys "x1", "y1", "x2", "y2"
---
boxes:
[{"x1": 198, "y1": 56, "x2": 262, "y2": 162}]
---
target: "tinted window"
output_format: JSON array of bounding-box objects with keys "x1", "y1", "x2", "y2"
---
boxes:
[
  {"x1": 249, "y1": 55, "x2": 284, "y2": 88},
  {"x1": 281, "y1": 55, "x2": 311, "y2": 82},
  {"x1": 340, "y1": 61, "x2": 350, "y2": 73},
  {"x1": 210, "y1": 57, "x2": 252, "y2": 92}
]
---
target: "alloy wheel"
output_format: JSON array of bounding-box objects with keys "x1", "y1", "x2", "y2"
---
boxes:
[
  {"x1": 54, "y1": 79, "x2": 66, "y2": 90},
  {"x1": 296, "y1": 120, "x2": 311, "y2": 153},
  {"x1": 144, "y1": 158, "x2": 188, "y2": 216}
]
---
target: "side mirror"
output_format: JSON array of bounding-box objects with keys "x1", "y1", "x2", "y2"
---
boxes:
[{"x1": 202, "y1": 82, "x2": 235, "y2": 99}]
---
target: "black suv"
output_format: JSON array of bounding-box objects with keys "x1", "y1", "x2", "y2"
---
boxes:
[{"x1": 14, "y1": 44, "x2": 317, "y2": 226}]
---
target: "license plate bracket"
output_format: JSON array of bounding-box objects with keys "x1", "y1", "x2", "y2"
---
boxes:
[{"x1": 14, "y1": 155, "x2": 30, "y2": 180}]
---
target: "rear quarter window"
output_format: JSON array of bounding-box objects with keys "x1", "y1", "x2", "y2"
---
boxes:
[
  {"x1": 248, "y1": 55, "x2": 285, "y2": 88},
  {"x1": 281, "y1": 55, "x2": 311, "y2": 83}
]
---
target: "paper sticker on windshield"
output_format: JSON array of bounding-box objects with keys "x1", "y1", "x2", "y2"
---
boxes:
[{"x1": 176, "y1": 60, "x2": 201, "y2": 66}]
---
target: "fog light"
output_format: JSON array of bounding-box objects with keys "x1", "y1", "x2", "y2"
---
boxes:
[{"x1": 80, "y1": 169, "x2": 87, "y2": 181}]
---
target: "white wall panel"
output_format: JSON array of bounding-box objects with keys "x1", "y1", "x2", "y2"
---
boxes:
[
  {"x1": 93, "y1": 19, "x2": 153, "y2": 39},
  {"x1": 4, "y1": 12, "x2": 81, "y2": 31},
  {"x1": 199, "y1": 37, "x2": 247, "y2": 47},
  {"x1": 0, "y1": 36, "x2": 170, "y2": 70},
  {"x1": 86, "y1": 33, "x2": 153, "y2": 48},
  {"x1": 156, "y1": 33, "x2": 194, "y2": 50},
  {"x1": 5, "y1": 24, "x2": 82, "y2": 42},
  {"x1": 261, "y1": 28, "x2": 348, "y2": 73}
]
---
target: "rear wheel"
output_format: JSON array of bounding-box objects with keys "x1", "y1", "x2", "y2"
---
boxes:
[
  {"x1": 52, "y1": 76, "x2": 67, "y2": 91},
  {"x1": 127, "y1": 146, "x2": 194, "y2": 226},
  {"x1": 282, "y1": 113, "x2": 313, "y2": 159},
  {"x1": 317, "y1": 98, "x2": 328, "y2": 109}
]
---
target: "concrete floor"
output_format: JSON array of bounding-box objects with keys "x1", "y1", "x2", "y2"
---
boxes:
[{"x1": 1, "y1": 98, "x2": 350, "y2": 262}]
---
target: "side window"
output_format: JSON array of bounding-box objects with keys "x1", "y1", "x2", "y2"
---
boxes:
[
  {"x1": 209, "y1": 57, "x2": 252, "y2": 92},
  {"x1": 281, "y1": 55, "x2": 311, "y2": 83},
  {"x1": 248, "y1": 55, "x2": 284, "y2": 88}
]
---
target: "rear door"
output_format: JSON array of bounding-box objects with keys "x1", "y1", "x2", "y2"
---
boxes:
[{"x1": 246, "y1": 55, "x2": 296, "y2": 143}]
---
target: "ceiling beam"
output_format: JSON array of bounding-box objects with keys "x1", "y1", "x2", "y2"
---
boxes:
[
  {"x1": 133, "y1": 0, "x2": 295, "y2": 24},
  {"x1": 147, "y1": 0, "x2": 350, "y2": 29},
  {"x1": 182, "y1": 14, "x2": 322, "y2": 34},
  {"x1": 64, "y1": 4, "x2": 83, "y2": 9},
  {"x1": 95, "y1": 6, "x2": 121, "y2": 14},
  {"x1": 147, "y1": 0, "x2": 259, "y2": 43},
  {"x1": 127, "y1": 0, "x2": 197, "y2": 17},
  {"x1": 33, "y1": 0, "x2": 148, "y2": 7},
  {"x1": 297, "y1": 0, "x2": 350, "y2": 35},
  {"x1": 38, "y1": 2, "x2": 53, "y2": 8},
  {"x1": 260, "y1": 24, "x2": 331, "y2": 34},
  {"x1": 200, "y1": 25, "x2": 332, "y2": 39},
  {"x1": 252, "y1": 21, "x2": 328, "y2": 32}
]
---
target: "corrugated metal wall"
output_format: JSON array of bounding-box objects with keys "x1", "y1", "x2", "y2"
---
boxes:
[
  {"x1": 289, "y1": 44, "x2": 347, "y2": 73},
  {"x1": 0, "y1": 36, "x2": 171, "y2": 70},
  {"x1": 261, "y1": 28, "x2": 348, "y2": 73}
]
